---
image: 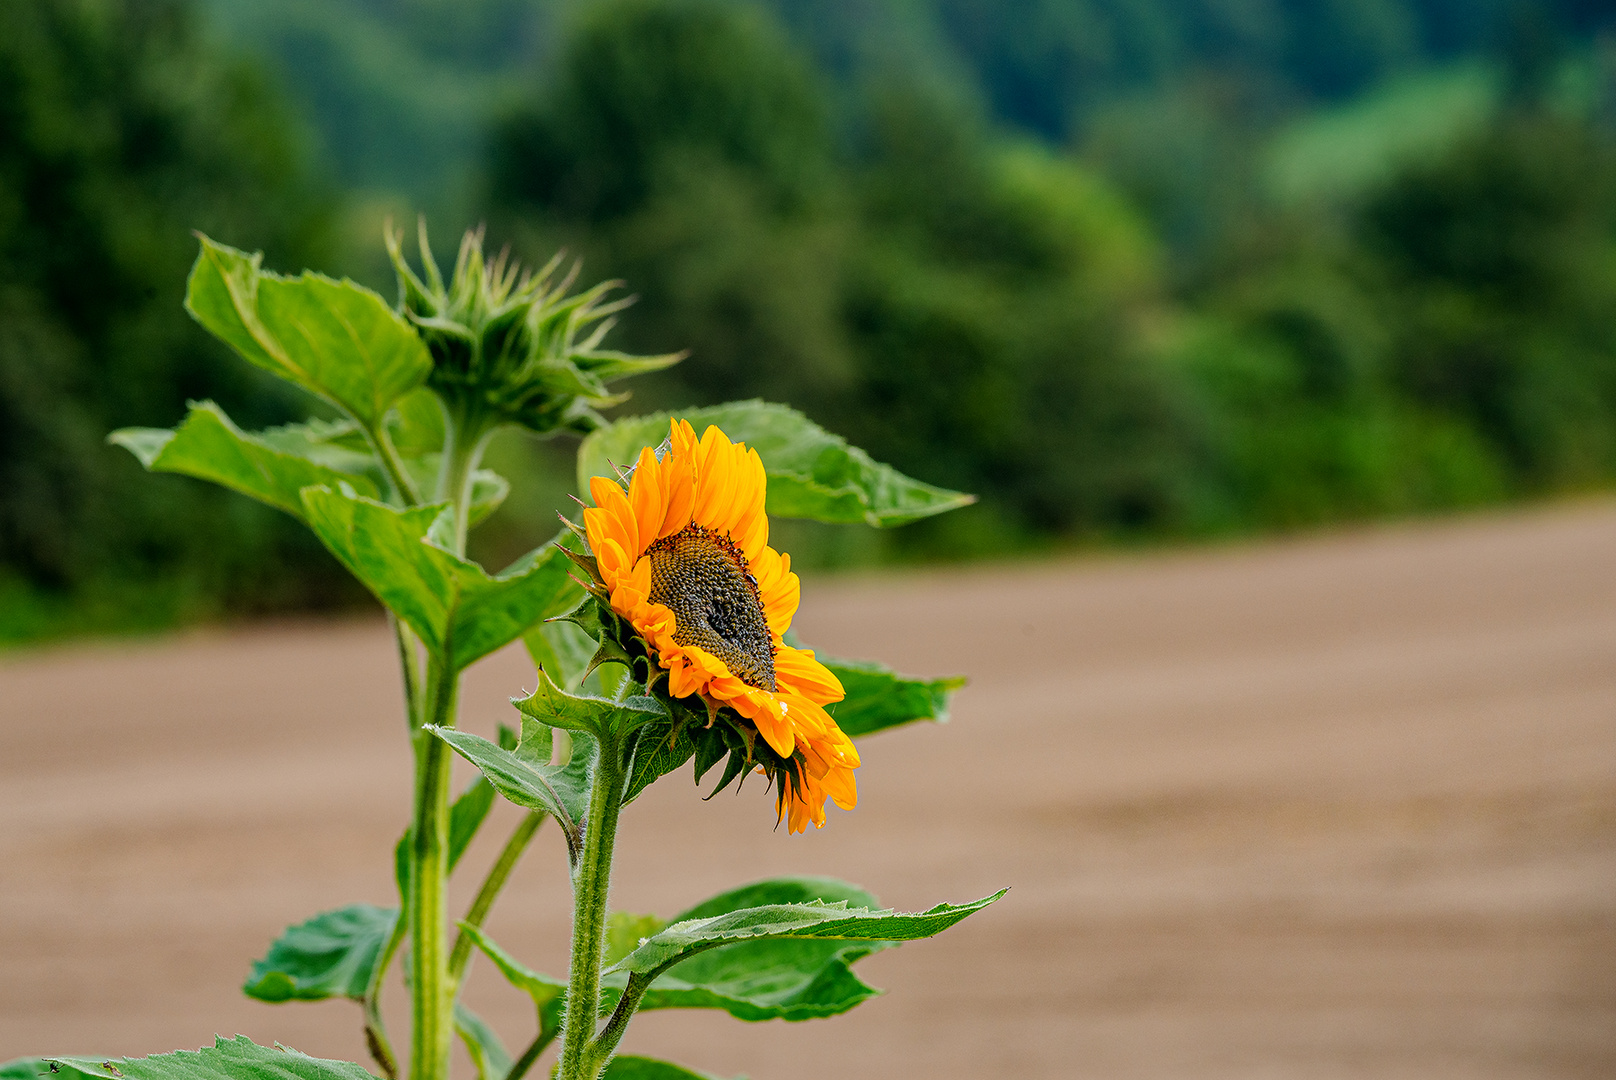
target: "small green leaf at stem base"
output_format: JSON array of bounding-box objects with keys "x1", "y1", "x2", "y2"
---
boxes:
[
  {"x1": 244, "y1": 904, "x2": 398, "y2": 1003},
  {"x1": 47, "y1": 1037, "x2": 375, "y2": 1080},
  {"x1": 578, "y1": 401, "x2": 973, "y2": 527}
]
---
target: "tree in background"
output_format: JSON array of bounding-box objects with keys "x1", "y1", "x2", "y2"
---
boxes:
[
  {"x1": 490, "y1": 0, "x2": 1200, "y2": 554},
  {"x1": 0, "y1": 0, "x2": 336, "y2": 639}
]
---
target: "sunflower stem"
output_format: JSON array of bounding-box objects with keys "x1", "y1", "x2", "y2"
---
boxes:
[
  {"x1": 439, "y1": 402, "x2": 497, "y2": 557},
  {"x1": 408, "y1": 655, "x2": 459, "y2": 1080},
  {"x1": 556, "y1": 732, "x2": 626, "y2": 1080}
]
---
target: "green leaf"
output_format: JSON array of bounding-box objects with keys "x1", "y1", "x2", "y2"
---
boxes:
[
  {"x1": 243, "y1": 904, "x2": 397, "y2": 1003},
  {"x1": 605, "y1": 911, "x2": 667, "y2": 966},
  {"x1": 513, "y1": 667, "x2": 668, "y2": 738},
  {"x1": 0, "y1": 1060, "x2": 45, "y2": 1080},
  {"x1": 186, "y1": 236, "x2": 431, "y2": 427},
  {"x1": 110, "y1": 401, "x2": 380, "y2": 522},
  {"x1": 578, "y1": 401, "x2": 974, "y2": 527},
  {"x1": 823, "y1": 658, "x2": 964, "y2": 739},
  {"x1": 465, "y1": 880, "x2": 905, "y2": 1025},
  {"x1": 454, "y1": 1003, "x2": 511, "y2": 1080},
  {"x1": 523, "y1": 617, "x2": 596, "y2": 691},
  {"x1": 431, "y1": 719, "x2": 593, "y2": 861},
  {"x1": 48, "y1": 1037, "x2": 375, "y2": 1080},
  {"x1": 602, "y1": 1058, "x2": 733, "y2": 1080},
  {"x1": 460, "y1": 923, "x2": 567, "y2": 1038},
  {"x1": 609, "y1": 890, "x2": 1006, "y2": 979},
  {"x1": 300, "y1": 488, "x2": 577, "y2": 669}
]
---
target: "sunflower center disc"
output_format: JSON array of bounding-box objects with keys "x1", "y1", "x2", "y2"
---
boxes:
[{"x1": 646, "y1": 524, "x2": 776, "y2": 691}]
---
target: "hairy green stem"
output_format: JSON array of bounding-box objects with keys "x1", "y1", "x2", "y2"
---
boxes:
[
  {"x1": 409, "y1": 655, "x2": 460, "y2": 1080},
  {"x1": 448, "y1": 811, "x2": 546, "y2": 984},
  {"x1": 438, "y1": 405, "x2": 496, "y2": 557},
  {"x1": 367, "y1": 417, "x2": 422, "y2": 508},
  {"x1": 556, "y1": 735, "x2": 626, "y2": 1080},
  {"x1": 578, "y1": 972, "x2": 651, "y2": 1077}
]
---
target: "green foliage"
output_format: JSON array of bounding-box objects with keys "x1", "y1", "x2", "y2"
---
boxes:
[
  {"x1": 609, "y1": 889, "x2": 1006, "y2": 978},
  {"x1": 433, "y1": 718, "x2": 595, "y2": 860},
  {"x1": 0, "y1": 1061, "x2": 45, "y2": 1080},
  {"x1": 580, "y1": 401, "x2": 973, "y2": 527},
  {"x1": 822, "y1": 658, "x2": 963, "y2": 738},
  {"x1": 601, "y1": 1058, "x2": 729, "y2": 1080},
  {"x1": 300, "y1": 489, "x2": 576, "y2": 670},
  {"x1": 187, "y1": 236, "x2": 431, "y2": 426},
  {"x1": 466, "y1": 877, "x2": 937, "y2": 1025},
  {"x1": 47, "y1": 1038, "x2": 374, "y2": 1080},
  {"x1": 454, "y1": 1003, "x2": 512, "y2": 1080},
  {"x1": 111, "y1": 402, "x2": 381, "y2": 522},
  {"x1": 243, "y1": 903, "x2": 397, "y2": 1003}
]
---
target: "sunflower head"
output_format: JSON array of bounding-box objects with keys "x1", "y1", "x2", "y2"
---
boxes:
[
  {"x1": 386, "y1": 222, "x2": 683, "y2": 437},
  {"x1": 563, "y1": 419, "x2": 859, "y2": 832}
]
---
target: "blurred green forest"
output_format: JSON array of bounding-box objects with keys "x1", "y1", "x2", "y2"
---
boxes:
[{"x1": 6, "y1": 0, "x2": 1616, "y2": 642}]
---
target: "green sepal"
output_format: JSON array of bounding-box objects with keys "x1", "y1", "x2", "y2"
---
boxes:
[
  {"x1": 430, "y1": 718, "x2": 594, "y2": 863},
  {"x1": 578, "y1": 401, "x2": 974, "y2": 527},
  {"x1": 242, "y1": 903, "x2": 398, "y2": 1003},
  {"x1": 823, "y1": 658, "x2": 964, "y2": 738},
  {"x1": 109, "y1": 401, "x2": 380, "y2": 522},
  {"x1": 608, "y1": 890, "x2": 1007, "y2": 979},
  {"x1": 46, "y1": 1038, "x2": 374, "y2": 1080},
  {"x1": 299, "y1": 488, "x2": 578, "y2": 670},
  {"x1": 186, "y1": 236, "x2": 431, "y2": 427},
  {"x1": 454, "y1": 1002, "x2": 511, "y2": 1080},
  {"x1": 603, "y1": 1058, "x2": 733, "y2": 1080}
]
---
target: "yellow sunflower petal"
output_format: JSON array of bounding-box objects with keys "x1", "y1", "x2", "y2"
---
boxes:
[{"x1": 775, "y1": 646, "x2": 845, "y2": 705}]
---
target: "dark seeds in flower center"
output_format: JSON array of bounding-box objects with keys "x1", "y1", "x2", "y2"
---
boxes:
[{"x1": 646, "y1": 524, "x2": 776, "y2": 691}]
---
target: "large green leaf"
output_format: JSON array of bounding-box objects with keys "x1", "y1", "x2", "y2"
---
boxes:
[
  {"x1": 454, "y1": 1003, "x2": 511, "y2": 1080},
  {"x1": 602, "y1": 1058, "x2": 732, "y2": 1080},
  {"x1": 110, "y1": 401, "x2": 380, "y2": 521},
  {"x1": 609, "y1": 890, "x2": 1006, "y2": 980},
  {"x1": 823, "y1": 658, "x2": 964, "y2": 739},
  {"x1": 300, "y1": 488, "x2": 576, "y2": 670},
  {"x1": 432, "y1": 718, "x2": 593, "y2": 862},
  {"x1": 48, "y1": 1037, "x2": 374, "y2": 1080},
  {"x1": 186, "y1": 236, "x2": 431, "y2": 426},
  {"x1": 577, "y1": 401, "x2": 973, "y2": 527},
  {"x1": 465, "y1": 879, "x2": 911, "y2": 1026},
  {"x1": 243, "y1": 903, "x2": 397, "y2": 1003},
  {"x1": 0, "y1": 1060, "x2": 44, "y2": 1080}
]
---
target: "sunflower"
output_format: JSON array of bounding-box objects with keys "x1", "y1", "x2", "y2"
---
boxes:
[{"x1": 581, "y1": 419, "x2": 859, "y2": 832}]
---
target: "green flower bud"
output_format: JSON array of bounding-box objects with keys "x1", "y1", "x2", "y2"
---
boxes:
[{"x1": 386, "y1": 221, "x2": 682, "y2": 438}]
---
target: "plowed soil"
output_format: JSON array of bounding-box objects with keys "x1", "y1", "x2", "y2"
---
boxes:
[{"x1": 4, "y1": 503, "x2": 1615, "y2": 1078}]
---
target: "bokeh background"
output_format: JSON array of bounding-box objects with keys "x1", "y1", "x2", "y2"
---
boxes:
[
  {"x1": 10, "y1": 0, "x2": 1616, "y2": 638},
  {"x1": 3, "y1": 1, "x2": 1616, "y2": 1077}
]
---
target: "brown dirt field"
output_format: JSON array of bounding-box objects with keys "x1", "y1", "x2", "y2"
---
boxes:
[{"x1": 4, "y1": 502, "x2": 1616, "y2": 1079}]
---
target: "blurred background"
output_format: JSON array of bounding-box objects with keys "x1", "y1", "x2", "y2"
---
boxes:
[
  {"x1": 9, "y1": 0, "x2": 1616, "y2": 641},
  {"x1": 4, "y1": 2, "x2": 1616, "y2": 1077}
]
